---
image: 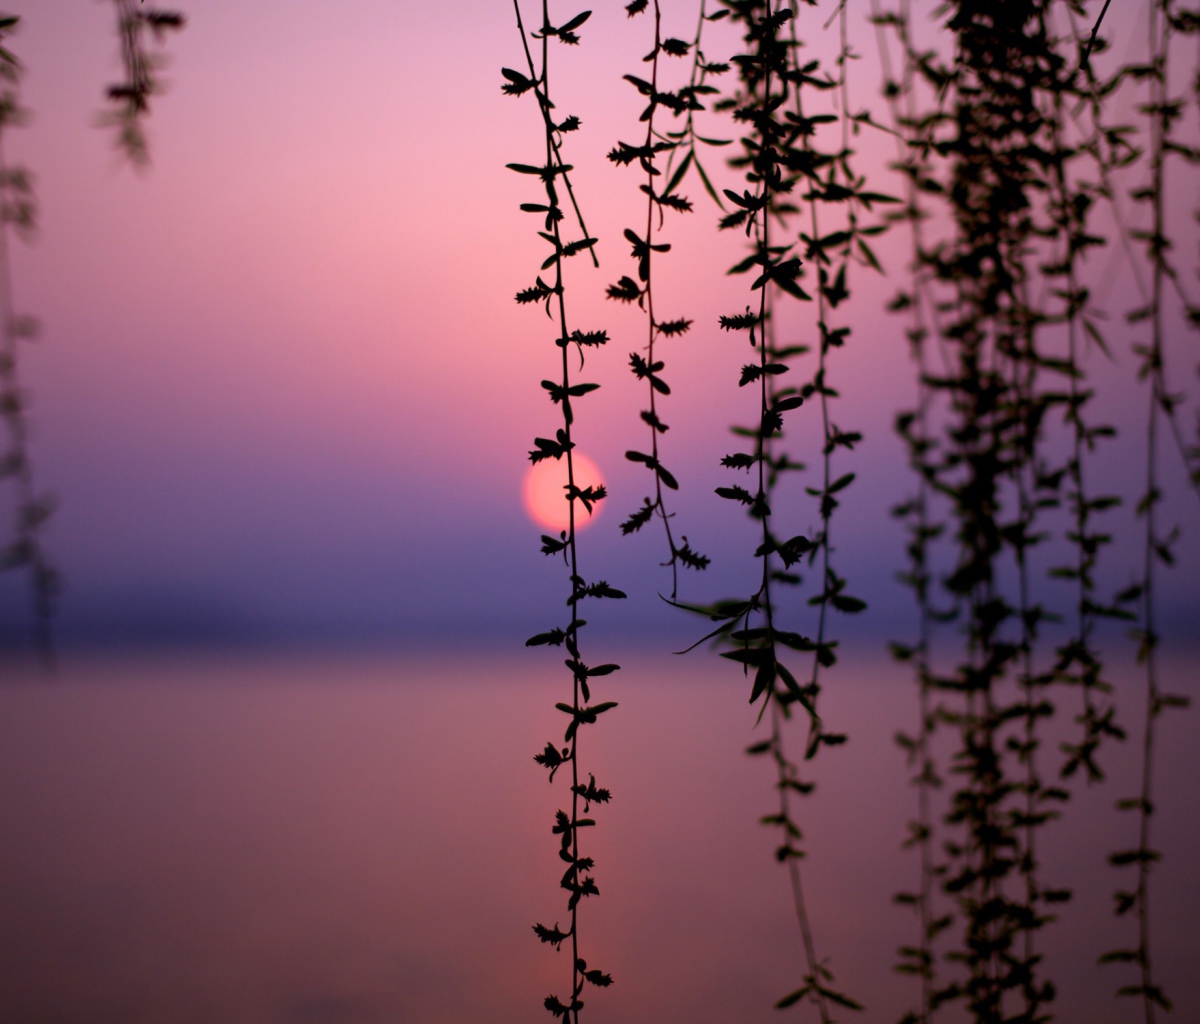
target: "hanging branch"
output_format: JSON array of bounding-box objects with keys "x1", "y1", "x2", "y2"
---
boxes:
[
  {"x1": 103, "y1": 0, "x2": 186, "y2": 165},
  {"x1": 1100, "y1": 3, "x2": 1193, "y2": 1019},
  {"x1": 909, "y1": 2, "x2": 1109, "y2": 1015},
  {"x1": 795, "y1": 0, "x2": 885, "y2": 752},
  {"x1": 0, "y1": 19, "x2": 57, "y2": 666},
  {"x1": 719, "y1": 14, "x2": 832, "y2": 1019},
  {"x1": 774, "y1": 1, "x2": 892, "y2": 1005},
  {"x1": 660, "y1": 0, "x2": 734, "y2": 209},
  {"x1": 1051, "y1": 2, "x2": 1129, "y2": 798},
  {"x1": 505, "y1": 3, "x2": 621, "y2": 1022},
  {"x1": 1068, "y1": 3, "x2": 1200, "y2": 510},
  {"x1": 870, "y1": 0, "x2": 948, "y2": 1017},
  {"x1": 671, "y1": 0, "x2": 876, "y2": 1016},
  {"x1": 609, "y1": 0, "x2": 710, "y2": 597}
]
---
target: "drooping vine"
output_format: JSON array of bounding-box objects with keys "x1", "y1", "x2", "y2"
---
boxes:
[
  {"x1": 1045, "y1": 7, "x2": 1127, "y2": 803},
  {"x1": 504, "y1": 3, "x2": 621, "y2": 1021},
  {"x1": 871, "y1": 3, "x2": 1199, "y2": 1021},
  {"x1": 871, "y1": 0, "x2": 948, "y2": 1016},
  {"x1": 0, "y1": 18, "x2": 56, "y2": 665},
  {"x1": 1100, "y1": 2, "x2": 1195, "y2": 1018},
  {"x1": 905, "y1": 2, "x2": 1102, "y2": 1017},
  {"x1": 793, "y1": 0, "x2": 884, "y2": 742},
  {"x1": 104, "y1": 0, "x2": 186, "y2": 165},
  {"x1": 671, "y1": 0, "x2": 881, "y2": 1015},
  {"x1": 609, "y1": 0, "x2": 711, "y2": 596},
  {"x1": 494, "y1": 4, "x2": 1198, "y2": 1021},
  {"x1": 659, "y1": 0, "x2": 734, "y2": 210}
]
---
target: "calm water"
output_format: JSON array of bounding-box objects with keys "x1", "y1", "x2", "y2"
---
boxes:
[{"x1": 0, "y1": 650, "x2": 1195, "y2": 1023}]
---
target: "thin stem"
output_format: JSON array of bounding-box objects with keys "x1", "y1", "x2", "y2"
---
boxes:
[
  {"x1": 512, "y1": 0, "x2": 598, "y2": 268},
  {"x1": 871, "y1": 0, "x2": 939, "y2": 1014},
  {"x1": 1133, "y1": 6, "x2": 1167, "y2": 1021},
  {"x1": 513, "y1": 4, "x2": 618, "y2": 1019}
]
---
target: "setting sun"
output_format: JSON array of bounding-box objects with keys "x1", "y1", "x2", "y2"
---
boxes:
[{"x1": 521, "y1": 453, "x2": 604, "y2": 533}]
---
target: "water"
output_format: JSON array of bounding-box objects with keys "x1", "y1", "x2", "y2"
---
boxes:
[{"x1": 0, "y1": 650, "x2": 1195, "y2": 1023}]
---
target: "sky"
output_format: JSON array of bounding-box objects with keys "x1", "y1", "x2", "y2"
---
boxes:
[{"x1": 0, "y1": 0, "x2": 1195, "y2": 651}]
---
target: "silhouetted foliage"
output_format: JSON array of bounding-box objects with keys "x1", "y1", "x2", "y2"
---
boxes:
[
  {"x1": 0, "y1": 8, "x2": 185, "y2": 662},
  {"x1": 0, "y1": 15, "x2": 56, "y2": 664},
  {"x1": 610, "y1": 0, "x2": 712, "y2": 594},
  {"x1": 507, "y1": 3, "x2": 621, "y2": 1021},
  {"x1": 505, "y1": 2, "x2": 1195, "y2": 1021},
  {"x1": 104, "y1": 0, "x2": 186, "y2": 165}
]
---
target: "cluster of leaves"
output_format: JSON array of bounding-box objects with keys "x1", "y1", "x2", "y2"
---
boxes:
[
  {"x1": 506, "y1": 2, "x2": 1198, "y2": 1021},
  {"x1": 104, "y1": 0, "x2": 186, "y2": 165},
  {"x1": 869, "y1": 1, "x2": 945, "y2": 1014},
  {"x1": 653, "y1": 0, "x2": 735, "y2": 211},
  {"x1": 872, "y1": 0, "x2": 1200, "y2": 1019},
  {"x1": 1097, "y1": 3, "x2": 1198, "y2": 1020},
  {"x1": 907, "y1": 4, "x2": 1102, "y2": 1017},
  {"x1": 608, "y1": 0, "x2": 714, "y2": 596},
  {"x1": 505, "y1": 3, "x2": 619, "y2": 1020},
  {"x1": 669, "y1": 0, "x2": 890, "y2": 1017}
]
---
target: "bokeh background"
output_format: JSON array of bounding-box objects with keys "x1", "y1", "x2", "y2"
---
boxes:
[{"x1": 0, "y1": 2, "x2": 1196, "y2": 1023}]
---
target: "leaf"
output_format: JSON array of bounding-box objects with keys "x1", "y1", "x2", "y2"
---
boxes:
[
  {"x1": 501, "y1": 68, "x2": 536, "y2": 97},
  {"x1": 558, "y1": 10, "x2": 592, "y2": 34},
  {"x1": 664, "y1": 149, "x2": 693, "y2": 196},
  {"x1": 721, "y1": 453, "x2": 757, "y2": 470},
  {"x1": 533, "y1": 922, "x2": 571, "y2": 948},
  {"x1": 749, "y1": 657, "x2": 776, "y2": 704},
  {"x1": 541, "y1": 534, "x2": 568, "y2": 556},
  {"x1": 816, "y1": 642, "x2": 838, "y2": 668},
  {"x1": 715, "y1": 485, "x2": 754, "y2": 505},
  {"x1": 534, "y1": 742, "x2": 569, "y2": 781},
  {"x1": 820, "y1": 986, "x2": 864, "y2": 1011},
  {"x1": 569, "y1": 329, "x2": 608, "y2": 347},
  {"x1": 828, "y1": 472, "x2": 856, "y2": 494},
  {"x1": 625, "y1": 450, "x2": 678, "y2": 489},
  {"x1": 693, "y1": 156, "x2": 724, "y2": 208},
  {"x1": 543, "y1": 994, "x2": 571, "y2": 1018},
  {"x1": 621, "y1": 499, "x2": 655, "y2": 535},
  {"x1": 719, "y1": 311, "x2": 758, "y2": 331},
  {"x1": 775, "y1": 986, "x2": 813, "y2": 1009},
  {"x1": 676, "y1": 539, "x2": 710, "y2": 570},
  {"x1": 856, "y1": 237, "x2": 883, "y2": 272},
  {"x1": 831, "y1": 594, "x2": 867, "y2": 613},
  {"x1": 561, "y1": 237, "x2": 598, "y2": 258},
  {"x1": 575, "y1": 580, "x2": 627, "y2": 601},
  {"x1": 607, "y1": 276, "x2": 642, "y2": 302},
  {"x1": 657, "y1": 318, "x2": 692, "y2": 336}
]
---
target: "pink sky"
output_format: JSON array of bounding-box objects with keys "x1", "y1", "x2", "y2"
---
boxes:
[{"x1": 0, "y1": 0, "x2": 1193, "y2": 645}]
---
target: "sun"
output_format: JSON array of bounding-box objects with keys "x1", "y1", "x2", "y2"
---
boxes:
[{"x1": 522, "y1": 453, "x2": 605, "y2": 533}]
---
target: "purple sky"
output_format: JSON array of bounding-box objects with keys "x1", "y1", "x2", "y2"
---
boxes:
[{"x1": 0, "y1": 0, "x2": 1194, "y2": 649}]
